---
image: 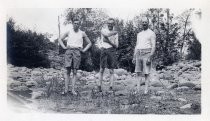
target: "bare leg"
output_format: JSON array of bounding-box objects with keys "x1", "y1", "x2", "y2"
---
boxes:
[
  {"x1": 136, "y1": 72, "x2": 142, "y2": 93},
  {"x1": 109, "y1": 69, "x2": 114, "y2": 90},
  {"x1": 144, "y1": 74, "x2": 150, "y2": 94},
  {"x1": 72, "y1": 69, "x2": 77, "y2": 95},
  {"x1": 64, "y1": 67, "x2": 71, "y2": 93},
  {"x1": 99, "y1": 68, "x2": 105, "y2": 92}
]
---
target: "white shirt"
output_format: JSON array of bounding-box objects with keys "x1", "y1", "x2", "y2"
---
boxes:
[
  {"x1": 66, "y1": 29, "x2": 86, "y2": 48},
  {"x1": 100, "y1": 26, "x2": 118, "y2": 49},
  {"x1": 136, "y1": 29, "x2": 156, "y2": 49}
]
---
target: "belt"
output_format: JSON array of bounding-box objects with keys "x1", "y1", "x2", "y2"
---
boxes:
[{"x1": 67, "y1": 46, "x2": 82, "y2": 50}]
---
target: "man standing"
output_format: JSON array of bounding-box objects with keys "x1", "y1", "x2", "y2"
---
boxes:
[
  {"x1": 58, "y1": 18, "x2": 92, "y2": 95},
  {"x1": 133, "y1": 17, "x2": 156, "y2": 94},
  {"x1": 98, "y1": 18, "x2": 119, "y2": 92}
]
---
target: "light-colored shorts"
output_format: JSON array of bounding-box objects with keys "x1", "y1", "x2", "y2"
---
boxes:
[
  {"x1": 65, "y1": 48, "x2": 81, "y2": 69},
  {"x1": 135, "y1": 48, "x2": 152, "y2": 74}
]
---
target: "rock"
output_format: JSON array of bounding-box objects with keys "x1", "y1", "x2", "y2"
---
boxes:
[
  {"x1": 140, "y1": 81, "x2": 145, "y2": 86},
  {"x1": 158, "y1": 73, "x2": 164, "y2": 79},
  {"x1": 180, "y1": 103, "x2": 192, "y2": 109},
  {"x1": 163, "y1": 73, "x2": 174, "y2": 80},
  {"x1": 155, "y1": 90, "x2": 165, "y2": 96},
  {"x1": 114, "y1": 68, "x2": 127, "y2": 76},
  {"x1": 131, "y1": 73, "x2": 136, "y2": 77},
  {"x1": 150, "y1": 96, "x2": 162, "y2": 100},
  {"x1": 30, "y1": 70, "x2": 44, "y2": 85},
  {"x1": 151, "y1": 81, "x2": 162, "y2": 87},
  {"x1": 179, "y1": 82, "x2": 196, "y2": 88},
  {"x1": 31, "y1": 70, "x2": 43, "y2": 76},
  {"x1": 168, "y1": 83, "x2": 178, "y2": 89},
  {"x1": 80, "y1": 77, "x2": 87, "y2": 82},
  {"x1": 114, "y1": 74, "x2": 120, "y2": 80},
  {"x1": 87, "y1": 75, "x2": 95, "y2": 81},
  {"x1": 95, "y1": 73, "x2": 100, "y2": 79},
  {"x1": 181, "y1": 66, "x2": 189, "y2": 72},
  {"x1": 120, "y1": 104, "x2": 129, "y2": 110},
  {"x1": 178, "y1": 98, "x2": 187, "y2": 102},
  {"x1": 77, "y1": 70, "x2": 83, "y2": 73},
  {"x1": 26, "y1": 80, "x2": 38, "y2": 88},
  {"x1": 8, "y1": 80, "x2": 22, "y2": 89},
  {"x1": 115, "y1": 90, "x2": 128, "y2": 96},
  {"x1": 193, "y1": 62, "x2": 201, "y2": 67},
  {"x1": 77, "y1": 73, "x2": 82, "y2": 79},
  {"x1": 176, "y1": 86, "x2": 189, "y2": 91},
  {"x1": 193, "y1": 85, "x2": 201, "y2": 91},
  {"x1": 119, "y1": 75, "x2": 127, "y2": 80},
  {"x1": 31, "y1": 91, "x2": 45, "y2": 99},
  {"x1": 177, "y1": 71, "x2": 183, "y2": 76},
  {"x1": 12, "y1": 85, "x2": 29, "y2": 91},
  {"x1": 120, "y1": 99, "x2": 129, "y2": 105}
]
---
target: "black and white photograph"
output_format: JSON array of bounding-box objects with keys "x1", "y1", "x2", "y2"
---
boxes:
[{"x1": 5, "y1": 7, "x2": 203, "y2": 115}]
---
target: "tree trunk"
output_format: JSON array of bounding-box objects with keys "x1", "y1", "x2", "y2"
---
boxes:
[
  {"x1": 180, "y1": 15, "x2": 190, "y2": 58},
  {"x1": 57, "y1": 16, "x2": 61, "y2": 54}
]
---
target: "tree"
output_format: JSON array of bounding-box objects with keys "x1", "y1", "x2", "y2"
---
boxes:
[
  {"x1": 176, "y1": 9, "x2": 195, "y2": 58},
  {"x1": 7, "y1": 18, "x2": 56, "y2": 68},
  {"x1": 63, "y1": 8, "x2": 109, "y2": 71}
]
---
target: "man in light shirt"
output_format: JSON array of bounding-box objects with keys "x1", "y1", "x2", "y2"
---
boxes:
[
  {"x1": 98, "y1": 18, "x2": 119, "y2": 92},
  {"x1": 58, "y1": 17, "x2": 92, "y2": 95},
  {"x1": 133, "y1": 17, "x2": 156, "y2": 94}
]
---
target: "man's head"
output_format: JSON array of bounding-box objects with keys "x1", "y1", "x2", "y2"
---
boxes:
[
  {"x1": 141, "y1": 17, "x2": 149, "y2": 30},
  {"x1": 107, "y1": 18, "x2": 115, "y2": 30},
  {"x1": 72, "y1": 17, "x2": 81, "y2": 31}
]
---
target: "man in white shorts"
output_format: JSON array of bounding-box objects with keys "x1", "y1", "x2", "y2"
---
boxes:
[
  {"x1": 58, "y1": 17, "x2": 92, "y2": 95},
  {"x1": 133, "y1": 17, "x2": 156, "y2": 94}
]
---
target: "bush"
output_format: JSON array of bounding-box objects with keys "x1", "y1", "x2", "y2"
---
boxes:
[{"x1": 7, "y1": 18, "x2": 55, "y2": 68}]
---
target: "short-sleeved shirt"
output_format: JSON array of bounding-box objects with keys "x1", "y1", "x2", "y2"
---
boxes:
[
  {"x1": 100, "y1": 26, "x2": 118, "y2": 49},
  {"x1": 136, "y1": 29, "x2": 156, "y2": 49},
  {"x1": 66, "y1": 29, "x2": 87, "y2": 48}
]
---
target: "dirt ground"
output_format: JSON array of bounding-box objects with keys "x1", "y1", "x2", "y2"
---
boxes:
[
  {"x1": 8, "y1": 77, "x2": 201, "y2": 114},
  {"x1": 7, "y1": 60, "x2": 201, "y2": 114}
]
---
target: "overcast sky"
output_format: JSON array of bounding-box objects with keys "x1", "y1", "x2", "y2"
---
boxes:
[{"x1": 7, "y1": 8, "x2": 185, "y2": 41}]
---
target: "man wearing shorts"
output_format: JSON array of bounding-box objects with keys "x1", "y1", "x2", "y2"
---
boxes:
[
  {"x1": 58, "y1": 18, "x2": 92, "y2": 95},
  {"x1": 98, "y1": 18, "x2": 119, "y2": 92},
  {"x1": 133, "y1": 17, "x2": 156, "y2": 94}
]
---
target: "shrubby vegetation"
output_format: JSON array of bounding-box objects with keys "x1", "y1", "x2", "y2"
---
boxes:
[
  {"x1": 7, "y1": 8, "x2": 201, "y2": 71},
  {"x1": 7, "y1": 18, "x2": 56, "y2": 68}
]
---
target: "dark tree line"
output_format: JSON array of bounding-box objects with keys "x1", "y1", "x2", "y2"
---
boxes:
[
  {"x1": 7, "y1": 18, "x2": 56, "y2": 68},
  {"x1": 7, "y1": 8, "x2": 201, "y2": 72}
]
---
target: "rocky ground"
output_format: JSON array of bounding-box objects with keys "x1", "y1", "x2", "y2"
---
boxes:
[{"x1": 7, "y1": 60, "x2": 201, "y2": 114}]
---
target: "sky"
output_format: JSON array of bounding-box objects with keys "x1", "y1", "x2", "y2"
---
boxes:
[{"x1": 7, "y1": 8, "x2": 185, "y2": 41}]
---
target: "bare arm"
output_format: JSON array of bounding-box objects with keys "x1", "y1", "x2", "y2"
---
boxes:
[
  {"x1": 58, "y1": 32, "x2": 68, "y2": 49},
  {"x1": 101, "y1": 29, "x2": 118, "y2": 37},
  {"x1": 150, "y1": 32, "x2": 156, "y2": 57},
  {"x1": 114, "y1": 34, "x2": 119, "y2": 48},
  {"x1": 133, "y1": 34, "x2": 140, "y2": 60},
  {"x1": 82, "y1": 32, "x2": 92, "y2": 52},
  {"x1": 103, "y1": 35, "x2": 118, "y2": 48}
]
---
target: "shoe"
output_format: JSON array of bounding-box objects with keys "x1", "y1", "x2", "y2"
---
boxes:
[
  {"x1": 98, "y1": 86, "x2": 102, "y2": 92},
  {"x1": 72, "y1": 90, "x2": 77, "y2": 95},
  {"x1": 61, "y1": 91, "x2": 68, "y2": 96},
  {"x1": 109, "y1": 86, "x2": 113, "y2": 91}
]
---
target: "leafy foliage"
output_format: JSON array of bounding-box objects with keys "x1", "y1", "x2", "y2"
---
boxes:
[
  {"x1": 7, "y1": 8, "x2": 201, "y2": 71},
  {"x1": 7, "y1": 18, "x2": 56, "y2": 68}
]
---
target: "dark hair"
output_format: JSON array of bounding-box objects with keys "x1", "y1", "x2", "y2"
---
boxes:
[
  {"x1": 142, "y1": 17, "x2": 149, "y2": 23},
  {"x1": 108, "y1": 18, "x2": 115, "y2": 25},
  {"x1": 72, "y1": 17, "x2": 80, "y2": 22}
]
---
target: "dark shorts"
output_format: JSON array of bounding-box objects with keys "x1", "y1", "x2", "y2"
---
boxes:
[
  {"x1": 135, "y1": 48, "x2": 152, "y2": 74},
  {"x1": 100, "y1": 47, "x2": 117, "y2": 69},
  {"x1": 65, "y1": 48, "x2": 81, "y2": 69}
]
